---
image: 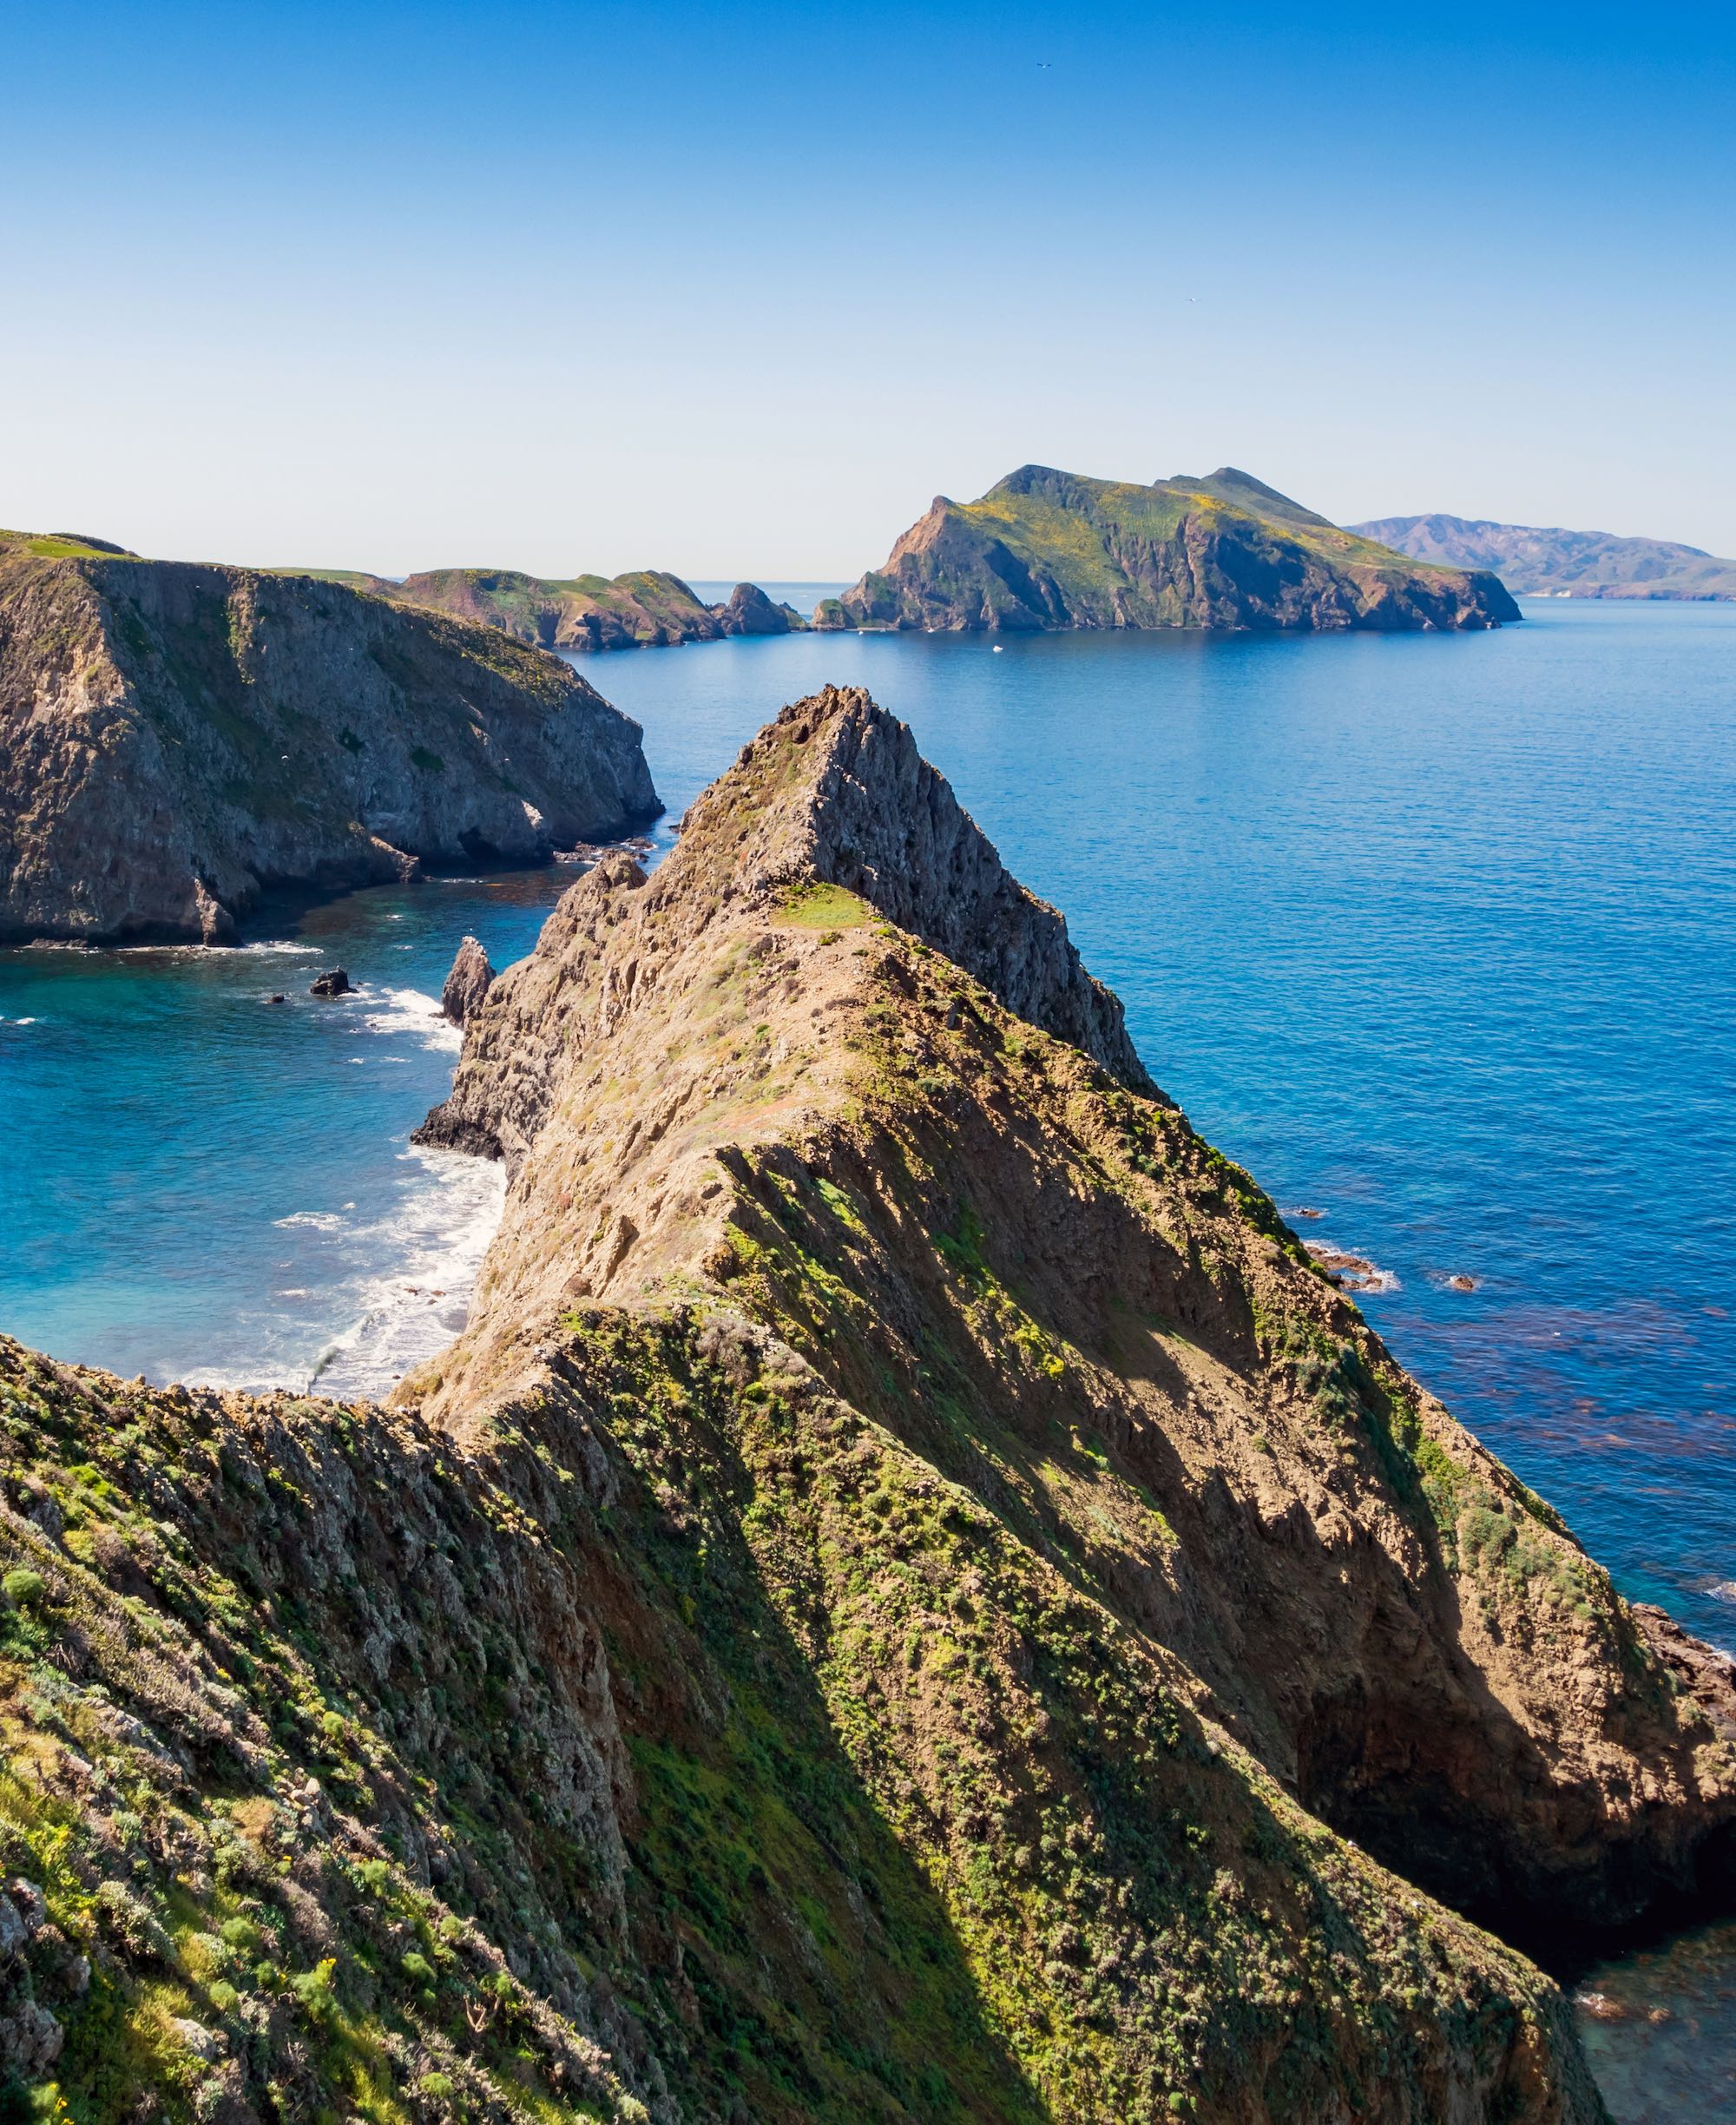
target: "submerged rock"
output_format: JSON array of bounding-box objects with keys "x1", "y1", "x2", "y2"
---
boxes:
[{"x1": 439, "y1": 935, "x2": 494, "y2": 1024}]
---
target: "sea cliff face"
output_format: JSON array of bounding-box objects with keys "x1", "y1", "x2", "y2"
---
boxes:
[
  {"x1": 409, "y1": 687, "x2": 1733, "y2": 2115},
  {"x1": 821, "y1": 465, "x2": 1521, "y2": 633},
  {"x1": 4, "y1": 686, "x2": 1732, "y2": 2122},
  {"x1": 0, "y1": 549, "x2": 659, "y2": 944}
]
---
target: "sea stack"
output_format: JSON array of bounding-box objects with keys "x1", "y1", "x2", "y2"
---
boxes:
[{"x1": 440, "y1": 935, "x2": 494, "y2": 1024}]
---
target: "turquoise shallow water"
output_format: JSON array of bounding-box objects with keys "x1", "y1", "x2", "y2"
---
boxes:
[{"x1": 1, "y1": 597, "x2": 1732, "y2": 2111}]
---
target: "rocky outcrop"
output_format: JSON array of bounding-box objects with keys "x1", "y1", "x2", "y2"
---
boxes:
[
  {"x1": 824, "y1": 464, "x2": 1521, "y2": 633},
  {"x1": 0, "y1": 548, "x2": 659, "y2": 944},
  {"x1": 420, "y1": 687, "x2": 1150, "y2": 1170},
  {"x1": 385, "y1": 566, "x2": 729, "y2": 651},
  {"x1": 440, "y1": 934, "x2": 495, "y2": 1023},
  {"x1": 374, "y1": 568, "x2": 808, "y2": 650},
  {"x1": 712, "y1": 582, "x2": 807, "y2": 635},
  {"x1": 308, "y1": 967, "x2": 352, "y2": 997}
]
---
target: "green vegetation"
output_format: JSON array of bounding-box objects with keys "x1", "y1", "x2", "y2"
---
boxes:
[{"x1": 775, "y1": 882, "x2": 872, "y2": 931}]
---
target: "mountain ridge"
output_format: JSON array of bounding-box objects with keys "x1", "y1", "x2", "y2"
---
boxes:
[
  {"x1": 277, "y1": 566, "x2": 811, "y2": 650},
  {"x1": 1350, "y1": 513, "x2": 1736, "y2": 599},
  {"x1": 4, "y1": 684, "x2": 1733, "y2": 2121}
]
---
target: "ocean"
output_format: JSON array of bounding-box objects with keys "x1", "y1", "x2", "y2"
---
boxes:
[{"x1": 2, "y1": 595, "x2": 1732, "y2": 2110}]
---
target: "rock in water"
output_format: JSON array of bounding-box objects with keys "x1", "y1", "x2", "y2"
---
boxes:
[
  {"x1": 711, "y1": 581, "x2": 807, "y2": 636},
  {"x1": 439, "y1": 934, "x2": 493, "y2": 1023},
  {"x1": 0, "y1": 537, "x2": 661, "y2": 945},
  {"x1": 818, "y1": 463, "x2": 1521, "y2": 633},
  {"x1": 308, "y1": 967, "x2": 350, "y2": 997}
]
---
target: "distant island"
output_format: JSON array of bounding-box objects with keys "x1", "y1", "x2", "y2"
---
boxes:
[
  {"x1": 0, "y1": 529, "x2": 657, "y2": 944},
  {"x1": 1351, "y1": 512, "x2": 1736, "y2": 601},
  {"x1": 818, "y1": 465, "x2": 1521, "y2": 634},
  {"x1": 280, "y1": 564, "x2": 809, "y2": 649}
]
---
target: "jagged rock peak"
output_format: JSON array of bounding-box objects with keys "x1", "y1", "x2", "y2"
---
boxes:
[
  {"x1": 440, "y1": 934, "x2": 495, "y2": 1023},
  {"x1": 674, "y1": 685, "x2": 1156, "y2": 1092}
]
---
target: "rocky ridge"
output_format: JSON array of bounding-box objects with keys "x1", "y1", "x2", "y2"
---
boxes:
[
  {"x1": 405, "y1": 686, "x2": 1735, "y2": 2112},
  {"x1": 822, "y1": 465, "x2": 1521, "y2": 633},
  {"x1": 4, "y1": 685, "x2": 1733, "y2": 2121},
  {"x1": 306, "y1": 567, "x2": 810, "y2": 652},
  {"x1": 0, "y1": 545, "x2": 659, "y2": 944}
]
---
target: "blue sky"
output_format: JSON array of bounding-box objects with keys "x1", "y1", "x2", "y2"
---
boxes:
[{"x1": 3, "y1": 1, "x2": 1732, "y2": 575}]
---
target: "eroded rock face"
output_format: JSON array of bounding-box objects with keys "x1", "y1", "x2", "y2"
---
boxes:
[
  {"x1": 711, "y1": 582, "x2": 806, "y2": 636},
  {"x1": 440, "y1": 934, "x2": 495, "y2": 1023},
  {"x1": 0, "y1": 552, "x2": 660, "y2": 944}
]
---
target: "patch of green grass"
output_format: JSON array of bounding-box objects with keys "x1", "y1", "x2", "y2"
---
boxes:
[{"x1": 778, "y1": 883, "x2": 873, "y2": 931}]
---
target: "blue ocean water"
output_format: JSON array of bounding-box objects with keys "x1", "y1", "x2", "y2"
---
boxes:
[{"x1": 2, "y1": 602, "x2": 1730, "y2": 1640}]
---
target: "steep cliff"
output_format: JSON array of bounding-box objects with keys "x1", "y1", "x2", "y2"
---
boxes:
[
  {"x1": 0, "y1": 548, "x2": 659, "y2": 944},
  {"x1": 822, "y1": 466, "x2": 1521, "y2": 633},
  {"x1": 6, "y1": 687, "x2": 1732, "y2": 2122}
]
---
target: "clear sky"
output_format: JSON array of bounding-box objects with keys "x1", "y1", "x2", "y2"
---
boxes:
[{"x1": 3, "y1": 1, "x2": 1732, "y2": 577}]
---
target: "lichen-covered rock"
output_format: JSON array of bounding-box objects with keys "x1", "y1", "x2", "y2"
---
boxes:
[{"x1": 0, "y1": 548, "x2": 660, "y2": 944}]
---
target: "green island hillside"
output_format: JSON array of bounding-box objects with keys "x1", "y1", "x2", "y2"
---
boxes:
[
  {"x1": 820, "y1": 466, "x2": 1521, "y2": 633},
  {"x1": 273, "y1": 569, "x2": 810, "y2": 652},
  {"x1": 1349, "y1": 513, "x2": 1736, "y2": 600},
  {"x1": 0, "y1": 535, "x2": 657, "y2": 944},
  {"x1": 3, "y1": 687, "x2": 1732, "y2": 2123}
]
